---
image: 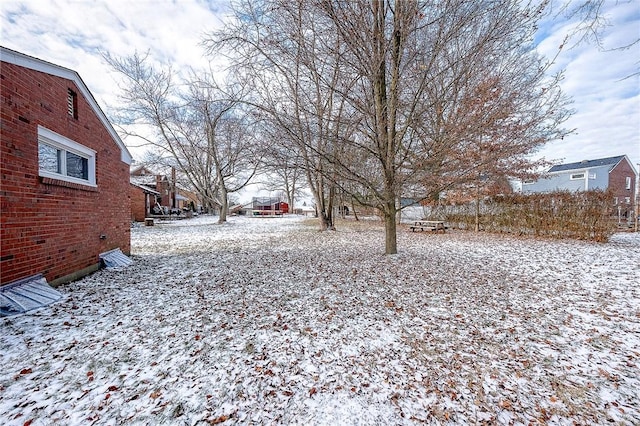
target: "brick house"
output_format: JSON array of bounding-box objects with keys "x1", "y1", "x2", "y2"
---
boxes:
[
  {"x1": 0, "y1": 47, "x2": 132, "y2": 286},
  {"x1": 130, "y1": 165, "x2": 161, "y2": 221},
  {"x1": 522, "y1": 155, "x2": 638, "y2": 219},
  {"x1": 130, "y1": 165, "x2": 200, "y2": 219},
  {"x1": 130, "y1": 182, "x2": 160, "y2": 222}
]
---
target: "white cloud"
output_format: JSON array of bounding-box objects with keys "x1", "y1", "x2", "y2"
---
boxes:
[
  {"x1": 1, "y1": 0, "x2": 231, "y2": 160},
  {"x1": 534, "y1": 1, "x2": 640, "y2": 170}
]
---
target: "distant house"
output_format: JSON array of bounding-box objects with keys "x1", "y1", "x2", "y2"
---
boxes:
[
  {"x1": 130, "y1": 182, "x2": 161, "y2": 222},
  {"x1": 0, "y1": 47, "x2": 132, "y2": 286},
  {"x1": 130, "y1": 165, "x2": 162, "y2": 220},
  {"x1": 252, "y1": 197, "x2": 289, "y2": 216},
  {"x1": 229, "y1": 202, "x2": 253, "y2": 216},
  {"x1": 522, "y1": 155, "x2": 637, "y2": 216},
  {"x1": 130, "y1": 165, "x2": 199, "y2": 219}
]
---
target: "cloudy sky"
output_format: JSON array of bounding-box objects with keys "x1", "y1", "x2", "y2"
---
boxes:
[{"x1": 1, "y1": 0, "x2": 639, "y2": 172}]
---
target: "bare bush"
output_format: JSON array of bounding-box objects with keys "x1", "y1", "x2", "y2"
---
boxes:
[{"x1": 429, "y1": 190, "x2": 617, "y2": 241}]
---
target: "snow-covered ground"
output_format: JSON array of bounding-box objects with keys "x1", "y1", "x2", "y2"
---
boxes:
[{"x1": 1, "y1": 215, "x2": 639, "y2": 425}]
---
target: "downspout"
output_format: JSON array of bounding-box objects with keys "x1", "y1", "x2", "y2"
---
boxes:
[
  {"x1": 584, "y1": 168, "x2": 589, "y2": 191},
  {"x1": 632, "y1": 163, "x2": 640, "y2": 232}
]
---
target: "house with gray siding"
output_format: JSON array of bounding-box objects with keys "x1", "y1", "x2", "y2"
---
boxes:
[{"x1": 522, "y1": 155, "x2": 637, "y2": 219}]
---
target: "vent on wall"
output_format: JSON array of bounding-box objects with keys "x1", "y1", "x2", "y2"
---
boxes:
[
  {"x1": 0, "y1": 275, "x2": 63, "y2": 317},
  {"x1": 67, "y1": 88, "x2": 78, "y2": 119}
]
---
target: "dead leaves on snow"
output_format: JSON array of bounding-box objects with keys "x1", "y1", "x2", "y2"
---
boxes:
[{"x1": 2, "y1": 218, "x2": 639, "y2": 424}]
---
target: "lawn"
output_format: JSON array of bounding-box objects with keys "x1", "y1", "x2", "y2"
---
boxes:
[{"x1": 1, "y1": 215, "x2": 639, "y2": 425}]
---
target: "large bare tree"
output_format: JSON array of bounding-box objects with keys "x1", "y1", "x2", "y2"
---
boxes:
[
  {"x1": 208, "y1": 0, "x2": 572, "y2": 253},
  {"x1": 206, "y1": 0, "x2": 357, "y2": 230},
  {"x1": 104, "y1": 52, "x2": 258, "y2": 222},
  {"x1": 321, "y1": 1, "x2": 571, "y2": 253}
]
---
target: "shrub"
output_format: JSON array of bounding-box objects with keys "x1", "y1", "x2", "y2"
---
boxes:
[{"x1": 431, "y1": 190, "x2": 618, "y2": 242}]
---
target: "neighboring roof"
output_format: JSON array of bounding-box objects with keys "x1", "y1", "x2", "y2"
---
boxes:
[
  {"x1": 130, "y1": 165, "x2": 161, "y2": 177},
  {"x1": 548, "y1": 155, "x2": 626, "y2": 173},
  {"x1": 130, "y1": 174, "x2": 156, "y2": 186},
  {"x1": 130, "y1": 182, "x2": 160, "y2": 195},
  {"x1": 131, "y1": 164, "x2": 148, "y2": 174},
  {"x1": 0, "y1": 46, "x2": 132, "y2": 165},
  {"x1": 252, "y1": 197, "x2": 283, "y2": 207}
]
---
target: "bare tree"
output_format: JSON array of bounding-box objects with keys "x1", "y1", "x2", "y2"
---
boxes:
[
  {"x1": 208, "y1": 0, "x2": 572, "y2": 253},
  {"x1": 545, "y1": 1, "x2": 639, "y2": 79},
  {"x1": 306, "y1": 1, "x2": 568, "y2": 253},
  {"x1": 557, "y1": 0, "x2": 639, "y2": 49},
  {"x1": 205, "y1": 0, "x2": 356, "y2": 230},
  {"x1": 188, "y1": 74, "x2": 260, "y2": 221},
  {"x1": 408, "y1": 27, "x2": 571, "y2": 230},
  {"x1": 257, "y1": 126, "x2": 307, "y2": 212},
  {"x1": 104, "y1": 52, "x2": 258, "y2": 222}
]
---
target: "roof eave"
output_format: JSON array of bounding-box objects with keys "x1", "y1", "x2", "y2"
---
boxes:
[{"x1": 0, "y1": 46, "x2": 132, "y2": 165}]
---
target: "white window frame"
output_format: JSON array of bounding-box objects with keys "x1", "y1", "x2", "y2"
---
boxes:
[
  {"x1": 626, "y1": 176, "x2": 632, "y2": 190},
  {"x1": 570, "y1": 173, "x2": 585, "y2": 180},
  {"x1": 38, "y1": 125, "x2": 96, "y2": 187}
]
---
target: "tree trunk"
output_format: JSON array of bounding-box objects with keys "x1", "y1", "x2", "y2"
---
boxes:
[
  {"x1": 474, "y1": 185, "x2": 480, "y2": 232},
  {"x1": 317, "y1": 205, "x2": 333, "y2": 230},
  {"x1": 351, "y1": 196, "x2": 359, "y2": 221},
  {"x1": 314, "y1": 191, "x2": 334, "y2": 231},
  {"x1": 384, "y1": 209, "x2": 398, "y2": 255},
  {"x1": 218, "y1": 184, "x2": 228, "y2": 223},
  {"x1": 287, "y1": 189, "x2": 294, "y2": 214}
]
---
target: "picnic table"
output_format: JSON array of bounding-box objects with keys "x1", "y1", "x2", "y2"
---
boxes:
[{"x1": 409, "y1": 220, "x2": 446, "y2": 233}]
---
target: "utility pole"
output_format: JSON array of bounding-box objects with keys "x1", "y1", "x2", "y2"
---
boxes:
[{"x1": 171, "y1": 166, "x2": 177, "y2": 210}]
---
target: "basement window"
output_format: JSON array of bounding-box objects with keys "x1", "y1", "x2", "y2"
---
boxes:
[
  {"x1": 38, "y1": 125, "x2": 96, "y2": 187},
  {"x1": 67, "y1": 88, "x2": 78, "y2": 119},
  {"x1": 0, "y1": 275, "x2": 62, "y2": 317},
  {"x1": 100, "y1": 248, "x2": 133, "y2": 269}
]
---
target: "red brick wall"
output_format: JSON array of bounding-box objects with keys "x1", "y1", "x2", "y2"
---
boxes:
[
  {"x1": 609, "y1": 158, "x2": 637, "y2": 216},
  {"x1": 131, "y1": 185, "x2": 147, "y2": 222},
  {"x1": 1, "y1": 62, "x2": 130, "y2": 285}
]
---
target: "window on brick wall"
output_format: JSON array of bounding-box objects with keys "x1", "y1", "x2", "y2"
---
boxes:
[
  {"x1": 67, "y1": 88, "x2": 78, "y2": 119},
  {"x1": 626, "y1": 176, "x2": 632, "y2": 190},
  {"x1": 37, "y1": 125, "x2": 96, "y2": 186}
]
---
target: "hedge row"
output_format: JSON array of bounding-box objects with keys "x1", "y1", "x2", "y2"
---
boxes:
[{"x1": 428, "y1": 190, "x2": 621, "y2": 242}]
